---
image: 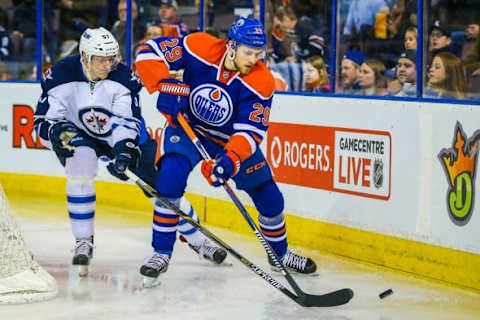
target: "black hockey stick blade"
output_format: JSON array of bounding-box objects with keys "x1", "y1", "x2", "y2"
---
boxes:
[
  {"x1": 124, "y1": 168, "x2": 354, "y2": 307},
  {"x1": 296, "y1": 288, "x2": 354, "y2": 307}
]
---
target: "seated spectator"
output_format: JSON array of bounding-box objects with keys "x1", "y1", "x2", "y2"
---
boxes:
[
  {"x1": 342, "y1": 0, "x2": 389, "y2": 40},
  {"x1": 134, "y1": 24, "x2": 163, "y2": 57},
  {"x1": 274, "y1": 5, "x2": 326, "y2": 61},
  {"x1": 464, "y1": 29, "x2": 480, "y2": 76},
  {"x1": 158, "y1": 0, "x2": 189, "y2": 37},
  {"x1": 461, "y1": 21, "x2": 479, "y2": 60},
  {"x1": 111, "y1": 0, "x2": 146, "y2": 61},
  {"x1": 404, "y1": 26, "x2": 417, "y2": 50},
  {"x1": 395, "y1": 50, "x2": 417, "y2": 97},
  {"x1": 0, "y1": 8, "x2": 12, "y2": 61},
  {"x1": 386, "y1": 0, "x2": 417, "y2": 40},
  {"x1": 339, "y1": 50, "x2": 366, "y2": 94},
  {"x1": 428, "y1": 20, "x2": 458, "y2": 64},
  {"x1": 356, "y1": 59, "x2": 388, "y2": 96},
  {"x1": 0, "y1": 61, "x2": 10, "y2": 80},
  {"x1": 271, "y1": 6, "x2": 297, "y2": 62},
  {"x1": 303, "y1": 55, "x2": 330, "y2": 93},
  {"x1": 425, "y1": 52, "x2": 467, "y2": 99},
  {"x1": 11, "y1": 0, "x2": 36, "y2": 61},
  {"x1": 144, "y1": 24, "x2": 163, "y2": 41}
]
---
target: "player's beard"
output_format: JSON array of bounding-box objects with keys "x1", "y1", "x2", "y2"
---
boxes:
[{"x1": 234, "y1": 59, "x2": 251, "y2": 75}]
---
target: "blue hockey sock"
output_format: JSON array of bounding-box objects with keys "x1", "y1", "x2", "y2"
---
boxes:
[
  {"x1": 258, "y1": 213, "x2": 288, "y2": 258},
  {"x1": 152, "y1": 197, "x2": 181, "y2": 256}
]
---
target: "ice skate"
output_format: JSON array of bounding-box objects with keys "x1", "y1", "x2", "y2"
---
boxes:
[
  {"x1": 179, "y1": 235, "x2": 227, "y2": 265},
  {"x1": 140, "y1": 252, "x2": 170, "y2": 288},
  {"x1": 72, "y1": 236, "x2": 94, "y2": 277},
  {"x1": 269, "y1": 249, "x2": 317, "y2": 275}
]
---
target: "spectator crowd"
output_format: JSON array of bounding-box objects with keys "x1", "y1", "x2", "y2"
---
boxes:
[{"x1": 0, "y1": 0, "x2": 478, "y2": 101}]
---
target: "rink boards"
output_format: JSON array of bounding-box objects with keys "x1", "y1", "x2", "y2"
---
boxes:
[{"x1": 0, "y1": 83, "x2": 479, "y2": 291}]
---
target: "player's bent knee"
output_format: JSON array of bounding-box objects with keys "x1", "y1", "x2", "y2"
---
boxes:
[
  {"x1": 246, "y1": 179, "x2": 284, "y2": 217},
  {"x1": 156, "y1": 153, "x2": 192, "y2": 198},
  {"x1": 65, "y1": 146, "x2": 98, "y2": 177}
]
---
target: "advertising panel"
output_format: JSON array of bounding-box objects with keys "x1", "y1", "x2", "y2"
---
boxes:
[
  {"x1": 267, "y1": 123, "x2": 391, "y2": 200},
  {"x1": 430, "y1": 108, "x2": 480, "y2": 254}
]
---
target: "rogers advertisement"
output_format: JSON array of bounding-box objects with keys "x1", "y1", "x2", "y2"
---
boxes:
[{"x1": 267, "y1": 123, "x2": 391, "y2": 200}]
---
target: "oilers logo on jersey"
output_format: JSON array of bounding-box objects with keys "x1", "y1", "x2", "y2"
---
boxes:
[
  {"x1": 79, "y1": 107, "x2": 112, "y2": 137},
  {"x1": 189, "y1": 84, "x2": 233, "y2": 127}
]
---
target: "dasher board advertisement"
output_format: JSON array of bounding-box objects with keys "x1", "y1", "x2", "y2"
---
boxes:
[{"x1": 267, "y1": 123, "x2": 391, "y2": 200}]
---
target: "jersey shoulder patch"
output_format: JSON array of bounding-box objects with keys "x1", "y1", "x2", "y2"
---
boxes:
[
  {"x1": 184, "y1": 32, "x2": 226, "y2": 66},
  {"x1": 42, "y1": 55, "x2": 83, "y2": 91},
  {"x1": 241, "y1": 61, "x2": 275, "y2": 99}
]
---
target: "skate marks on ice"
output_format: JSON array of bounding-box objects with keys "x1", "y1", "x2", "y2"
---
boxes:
[{"x1": 1, "y1": 207, "x2": 478, "y2": 319}]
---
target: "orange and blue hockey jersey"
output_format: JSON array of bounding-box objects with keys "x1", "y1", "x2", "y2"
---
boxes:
[{"x1": 135, "y1": 32, "x2": 275, "y2": 162}]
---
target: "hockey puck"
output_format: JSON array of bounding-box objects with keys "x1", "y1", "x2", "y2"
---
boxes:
[{"x1": 379, "y1": 289, "x2": 393, "y2": 299}]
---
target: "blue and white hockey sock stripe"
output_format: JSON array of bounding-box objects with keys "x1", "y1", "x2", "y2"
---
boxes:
[
  {"x1": 67, "y1": 179, "x2": 95, "y2": 239},
  {"x1": 152, "y1": 197, "x2": 180, "y2": 256},
  {"x1": 177, "y1": 197, "x2": 205, "y2": 246},
  {"x1": 258, "y1": 213, "x2": 288, "y2": 258}
]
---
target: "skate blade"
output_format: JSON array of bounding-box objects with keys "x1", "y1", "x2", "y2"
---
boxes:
[
  {"x1": 142, "y1": 276, "x2": 161, "y2": 288},
  {"x1": 77, "y1": 265, "x2": 89, "y2": 277},
  {"x1": 270, "y1": 266, "x2": 319, "y2": 277}
]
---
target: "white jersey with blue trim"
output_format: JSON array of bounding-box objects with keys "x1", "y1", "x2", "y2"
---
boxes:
[{"x1": 34, "y1": 55, "x2": 143, "y2": 148}]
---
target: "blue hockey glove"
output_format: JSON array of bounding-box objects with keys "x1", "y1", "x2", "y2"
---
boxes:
[
  {"x1": 107, "y1": 139, "x2": 140, "y2": 181},
  {"x1": 156, "y1": 78, "x2": 190, "y2": 127},
  {"x1": 201, "y1": 150, "x2": 241, "y2": 187},
  {"x1": 49, "y1": 120, "x2": 79, "y2": 158}
]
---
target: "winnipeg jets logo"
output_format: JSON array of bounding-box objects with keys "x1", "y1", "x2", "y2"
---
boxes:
[
  {"x1": 189, "y1": 84, "x2": 233, "y2": 127},
  {"x1": 79, "y1": 107, "x2": 112, "y2": 137},
  {"x1": 86, "y1": 113, "x2": 107, "y2": 131}
]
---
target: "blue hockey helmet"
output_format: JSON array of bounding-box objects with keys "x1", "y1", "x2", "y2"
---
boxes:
[{"x1": 228, "y1": 17, "x2": 267, "y2": 49}]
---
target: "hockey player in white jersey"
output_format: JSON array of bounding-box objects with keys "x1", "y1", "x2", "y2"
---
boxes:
[{"x1": 34, "y1": 27, "x2": 226, "y2": 278}]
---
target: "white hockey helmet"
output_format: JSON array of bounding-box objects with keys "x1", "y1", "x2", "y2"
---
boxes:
[{"x1": 79, "y1": 27, "x2": 120, "y2": 62}]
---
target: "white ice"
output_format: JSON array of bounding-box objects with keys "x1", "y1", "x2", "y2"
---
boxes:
[{"x1": 1, "y1": 197, "x2": 479, "y2": 320}]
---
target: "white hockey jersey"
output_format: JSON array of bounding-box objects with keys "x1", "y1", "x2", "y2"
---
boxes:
[{"x1": 34, "y1": 55, "x2": 143, "y2": 149}]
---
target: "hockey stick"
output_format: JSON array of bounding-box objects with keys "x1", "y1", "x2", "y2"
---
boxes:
[
  {"x1": 123, "y1": 169, "x2": 333, "y2": 307},
  {"x1": 176, "y1": 114, "x2": 353, "y2": 307}
]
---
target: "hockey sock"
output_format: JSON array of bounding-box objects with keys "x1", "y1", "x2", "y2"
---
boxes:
[
  {"x1": 152, "y1": 197, "x2": 181, "y2": 256},
  {"x1": 67, "y1": 178, "x2": 95, "y2": 239},
  {"x1": 176, "y1": 197, "x2": 205, "y2": 246},
  {"x1": 258, "y1": 213, "x2": 288, "y2": 258}
]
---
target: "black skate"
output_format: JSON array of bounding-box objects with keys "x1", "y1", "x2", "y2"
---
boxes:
[
  {"x1": 179, "y1": 235, "x2": 227, "y2": 265},
  {"x1": 72, "y1": 236, "x2": 94, "y2": 277},
  {"x1": 268, "y1": 249, "x2": 317, "y2": 274},
  {"x1": 140, "y1": 252, "x2": 170, "y2": 288}
]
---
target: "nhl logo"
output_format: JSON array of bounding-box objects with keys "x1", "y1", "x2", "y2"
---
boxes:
[
  {"x1": 373, "y1": 159, "x2": 383, "y2": 189},
  {"x1": 170, "y1": 135, "x2": 180, "y2": 143}
]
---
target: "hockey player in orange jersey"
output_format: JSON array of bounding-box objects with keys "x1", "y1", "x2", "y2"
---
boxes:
[{"x1": 135, "y1": 17, "x2": 317, "y2": 285}]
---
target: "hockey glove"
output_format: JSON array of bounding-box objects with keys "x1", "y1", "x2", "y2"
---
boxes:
[
  {"x1": 201, "y1": 150, "x2": 241, "y2": 187},
  {"x1": 49, "y1": 120, "x2": 79, "y2": 158},
  {"x1": 107, "y1": 139, "x2": 140, "y2": 181},
  {"x1": 156, "y1": 79, "x2": 190, "y2": 128}
]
